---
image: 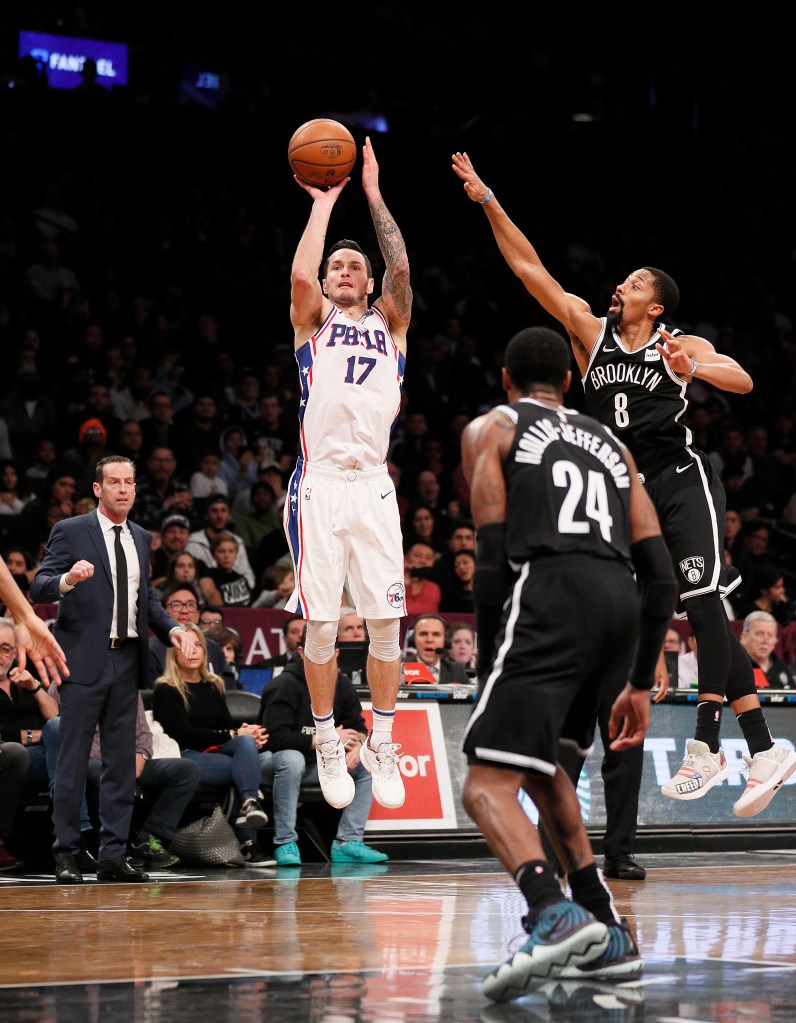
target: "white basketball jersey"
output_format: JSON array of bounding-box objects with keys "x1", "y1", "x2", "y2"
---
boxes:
[{"x1": 295, "y1": 304, "x2": 405, "y2": 469}]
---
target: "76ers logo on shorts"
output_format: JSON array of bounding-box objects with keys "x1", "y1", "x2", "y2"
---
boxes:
[
  {"x1": 679, "y1": 556, "x2": 704, "y2": 584},
  {"x1": 386, "y1": 581, "x2": 405, "y2": 609}
]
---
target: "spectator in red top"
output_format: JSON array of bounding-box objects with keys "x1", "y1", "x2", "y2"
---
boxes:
[{"x1": 403, "y1": 541, "x2": 441, "y2": 615}]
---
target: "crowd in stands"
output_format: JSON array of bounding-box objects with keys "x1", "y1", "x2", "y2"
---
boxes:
[{"x1": 1, "y1": 22, "x2": 796, "y2": 632}]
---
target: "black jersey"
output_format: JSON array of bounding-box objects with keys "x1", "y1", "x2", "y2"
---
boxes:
[
  {"x1": 500, "y1": 397, "x2": 634, "y2": 569},
  {"x1": 583, "y1": 319, "x2": 687, "y2": 478}
]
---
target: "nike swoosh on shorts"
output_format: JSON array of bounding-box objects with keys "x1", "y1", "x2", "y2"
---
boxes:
[{"x1": 676, "y1": 463, "x2": 694, "y2": 473}]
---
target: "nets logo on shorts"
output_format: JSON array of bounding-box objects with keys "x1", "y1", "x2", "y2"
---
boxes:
[
  {"x1": 679, "y1": 556, "x2": 705, "y2": 584},
  {"x1": 386, "y1": 581, "x2": 405, "y2": 609}
]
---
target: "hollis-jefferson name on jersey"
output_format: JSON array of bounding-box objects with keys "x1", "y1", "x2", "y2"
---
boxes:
[{"x1": 515, "y1": 416, "x2": 631, "y2": 487}]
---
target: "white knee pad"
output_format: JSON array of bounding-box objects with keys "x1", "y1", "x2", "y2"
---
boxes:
[
  {"x1": 304, "y1": 620, "x2": 338, "y2": 664},
  {"x1": 366, "y1": 618, "x2": 401, "y2": 662}
]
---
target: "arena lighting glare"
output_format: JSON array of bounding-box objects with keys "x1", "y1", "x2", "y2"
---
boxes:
[{"x1": 18, "y1": 30, "x2": 128, "y2": 90}]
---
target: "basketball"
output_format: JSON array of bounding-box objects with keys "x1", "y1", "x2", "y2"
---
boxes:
[{"x1": 288, "y1": 118, "x2": 357, "y2": 188}]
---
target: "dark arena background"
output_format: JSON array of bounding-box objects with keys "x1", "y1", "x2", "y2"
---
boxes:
[{"x1": 0, "y1": 5, "x2": 795, "y2": 1022}]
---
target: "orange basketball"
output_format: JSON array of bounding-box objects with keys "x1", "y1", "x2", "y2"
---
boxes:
[{"x1": 288, "y1": 118, "x2": 357, "y2": 188}]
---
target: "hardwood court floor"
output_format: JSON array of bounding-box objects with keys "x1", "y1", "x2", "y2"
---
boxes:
[{"x1": 1, "y1": 850, "x2": 795, "y2": 1022}]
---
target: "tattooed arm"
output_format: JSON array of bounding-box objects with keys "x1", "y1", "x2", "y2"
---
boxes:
[{"x1": 362, "y1": 136, "x2": 412, "y2": 351}]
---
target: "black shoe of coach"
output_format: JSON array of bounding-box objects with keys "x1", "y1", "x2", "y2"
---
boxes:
[
  {"x1": 97, "y1": 856, "x2": 150, "y2": 883},
  {"x1": 602, "y1": 853, "x2": 647, "y2": 881},
  {"x1": 55, "y1": 855, "x2": 84, "y2": 885}
]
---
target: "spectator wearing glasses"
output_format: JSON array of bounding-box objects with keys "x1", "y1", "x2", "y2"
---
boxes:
[
  {"x1": 198, "y1": 606, "x2": 224, "y2": 629},
  {"x1": 147, "y1": 582, "x2": 238, "y2": 690}
]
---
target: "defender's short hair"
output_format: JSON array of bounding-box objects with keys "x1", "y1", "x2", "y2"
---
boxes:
[{"x1": 504, "y1": 326, "x2": 570, "y2": 390}]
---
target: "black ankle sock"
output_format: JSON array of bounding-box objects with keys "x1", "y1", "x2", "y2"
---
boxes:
[
  {"x1": 736, "y1": 708, "x2": 773, "y2": 758},
  {"x1": 515, "y1": 859, "x2": 565, "y2": 922},
  {"x1": 568, "y1": 864, "x2": 619, "y2": 926},
  {"x1": 695, "y1": 700, "x2": 722, "y2": 753}
]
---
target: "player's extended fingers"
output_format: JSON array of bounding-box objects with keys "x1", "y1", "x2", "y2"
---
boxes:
[
  {"x1": 609, "y1": 718, "x2": 644, "y2": 750},
  {"x1": 26, "y1": 653, "x2": 58, "y2": 688}
]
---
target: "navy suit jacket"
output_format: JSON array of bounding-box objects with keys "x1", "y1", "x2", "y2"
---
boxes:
[{"x1": 30, "y1": 512, "x2": 178, "y2": 689}]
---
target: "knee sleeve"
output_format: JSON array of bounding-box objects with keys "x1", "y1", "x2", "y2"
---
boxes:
[
  {"x1": 365, "y1": 618, "x2": 401, "y2": 662},
  {"x1": 303, "y1": 620, "x2": 338, "y2": 664}
]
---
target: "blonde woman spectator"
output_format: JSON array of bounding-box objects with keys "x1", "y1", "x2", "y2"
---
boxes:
[{"x1": 152, "y1": 623, "x2": 272, "y2": 866}]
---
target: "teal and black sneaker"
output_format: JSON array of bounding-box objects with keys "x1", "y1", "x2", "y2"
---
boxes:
[
  {"x1": 559, "y1": 917, "x2": 643, "y2": 980},
  {"x1": 481, "y1": 901, "x2": 609, "y2": 1003}
]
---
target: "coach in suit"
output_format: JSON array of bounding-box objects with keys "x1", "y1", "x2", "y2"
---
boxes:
[{"x1": 30, "y1": 455, "x2": 197, "y2": 885}]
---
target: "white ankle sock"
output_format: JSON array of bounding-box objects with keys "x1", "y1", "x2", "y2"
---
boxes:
[
  {"x1": 313, "y1": 710, "x2": 337, "y2": 746},
  {"x1": 370, "y1": 707, "x2": 395, "y2": 748}
]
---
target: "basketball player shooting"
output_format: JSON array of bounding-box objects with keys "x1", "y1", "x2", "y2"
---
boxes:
[{"x1": 283, "y1": 136, "x2": 412, "y2": 811}]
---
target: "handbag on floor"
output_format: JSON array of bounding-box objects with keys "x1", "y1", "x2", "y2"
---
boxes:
[{"x1": 169, "y1": 805, "x2": 245, "y2": 866}]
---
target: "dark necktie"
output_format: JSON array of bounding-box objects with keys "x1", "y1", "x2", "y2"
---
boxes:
[{"x1": 113, "y1": 525, "x2": 128, "y2": 641}]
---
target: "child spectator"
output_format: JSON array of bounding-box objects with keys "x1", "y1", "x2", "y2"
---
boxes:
[
  {"x1": 250, "y1": 563, "x2": 295, "y2": 610},
  {"x1": 206, "y1": 531, "x2": 254, "y2": 607},
  {"x1": 203, "y1": 624, "x2": 243, "y2": 686},
  {"x1": 189, "y1": 450, "x2": 229, "y2": 505}
]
